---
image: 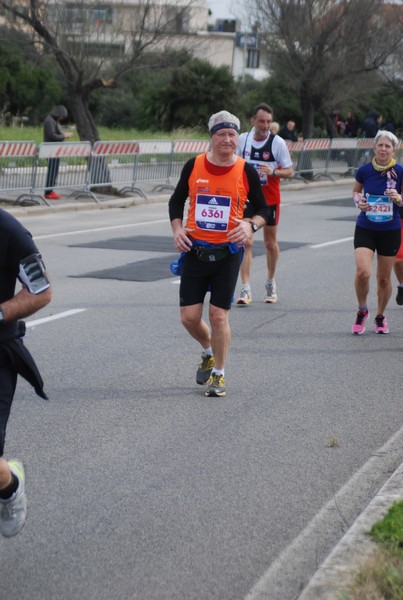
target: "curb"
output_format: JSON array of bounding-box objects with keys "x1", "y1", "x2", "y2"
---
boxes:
[{"x1": 298, "y1": 461, "x2": 403, "y2": 599}]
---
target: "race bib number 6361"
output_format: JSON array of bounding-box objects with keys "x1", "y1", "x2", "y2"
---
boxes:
[{"x1": 195, "y1": 194, "x2": 231, "y2": 231}]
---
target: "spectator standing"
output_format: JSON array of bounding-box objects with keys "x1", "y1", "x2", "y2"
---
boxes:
[
  {"x1": 0, "y1": 209, "x2": 52, "y2": 537},
  {"x1": 43, "y1": 105, "x2": 73, "y2": 200},
  {"x1": 363, "y1": 110, "x2": 382, "y2": 138},
  {"x1": 270, "y1": 121, "x2": 280, "y2": 135},
  {"x1": 235, "y1": 103, "x2": 293, "y2": 305},
  {"x1": 344, "y1": 111, "x2": 359, "y2": 138},
  {"x1": 168, "y1": 110, "x2": 270, "y2": 397},
  {"x1": 327, "y1": 108, "x2": 345, "y2": 137},
  {"x1": 278, "y1": 120, "x2": 298, "y2": 142},
  {"x1": 343, "y1": 111, "x2": 360, "y2": 172}
]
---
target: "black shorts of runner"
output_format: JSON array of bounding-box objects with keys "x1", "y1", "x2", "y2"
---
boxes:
[
  {"x1": 0, "y1": 350, "x2": 18, "y2": 457},
  {"x1": 244, "y1": 202, "x2": 279, "y2": 226},
  {"x1": 180, "y1": 248, "x2": 242, "y2": 309},
  {"x1": 354, "y1": 225, "x2": 402, "y2": 257}
]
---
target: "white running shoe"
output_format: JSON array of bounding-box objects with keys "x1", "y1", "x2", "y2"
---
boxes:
[
  {"x1": 0, "y1": 460, "x2": 27, "y2": 538},
  {"x1": 264, "y1": 281, "x2": 278, "y2": 303},
  {"x1": 236, "y1": 287, "x2": 252, "y2": 305}
]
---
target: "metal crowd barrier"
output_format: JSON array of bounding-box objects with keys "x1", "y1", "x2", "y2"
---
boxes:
[
  {"x1": 286, "y1": 137, "x2": 403, "y2": 183},
  {"x1": 35, "y1": 141, "x2": 92, "y2": 204},
  {"x1": 1, "y1": 137, "x2": 403, "y2": 206},
  {"x1": 284, "y1": 140, "x2": 305, "y2": 181},
  {"x1": 125, "y1": 139, "x2": 211, "y2": 194},
  {"x1": 292, "y1": 139, "x2": 333, "y2": 181},
  {"x1": 170, "y1": 140, "x2": 210, "y2": 181},
  {"x1": 326, "y1": 138, "x2": 357, "y2": 177},
  {"x1": 89, "y1": 141, "x2": 144, "y2": 201},
  {"x1": 0, "y1": 141, "x2": 37, "y2": 204},
  {"x1": 134, "y1": 140, "x2": 174, "y2": 193}
]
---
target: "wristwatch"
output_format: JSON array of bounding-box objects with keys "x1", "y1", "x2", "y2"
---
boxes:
[
  {"x1": 0, "y1": 308, "x2": 4, "y2": 322},
  {"x1": 250, "y1": 220, "x2": 259, "y2": 233},
  {"x1": 273, "y1": 168, "x2": 277, "y2": 177}
]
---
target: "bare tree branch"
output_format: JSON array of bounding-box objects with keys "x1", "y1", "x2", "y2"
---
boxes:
[
  {"x1": 0, "y1": 0, "x2": 201, "y2": 142},
  {"x1": 253, "y1": 0, "x2": 403, "y2": 137}
]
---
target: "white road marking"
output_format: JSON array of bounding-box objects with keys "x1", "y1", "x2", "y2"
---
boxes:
[
  {"x1": 311, "y1": 236, "x2": 353, "y2": 249},
  {"x1": 26, "y1": 308, "x2": 87, "y2": 328}
]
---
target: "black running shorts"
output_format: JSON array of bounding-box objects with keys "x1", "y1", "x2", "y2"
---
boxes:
[
  {"x1": 354, "y1": 225, "x2": 401, "y2": 257},
  {"x1": 0, "y1": 350, "x2": 18, "y2": 457},
  {"x1": 244, "y1": 202, "x2": 279, "y2": 226},
  {"x1": 179, "y1": 249, "x2": 242, "y2": 309}
]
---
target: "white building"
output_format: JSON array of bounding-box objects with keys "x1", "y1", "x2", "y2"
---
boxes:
[
  {"x1": 44, "y1": 0, "x2": 269, "y2": 80},
  {"x1": 0, "y1": 0, "x2": 268, "y2": 79}
]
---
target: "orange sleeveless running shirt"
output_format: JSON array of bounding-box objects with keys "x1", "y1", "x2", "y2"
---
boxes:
[{"x1": 186, "y1": 154, "x2": 249, "y2": 244}]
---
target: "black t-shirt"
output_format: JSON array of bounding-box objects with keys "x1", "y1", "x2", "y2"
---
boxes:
[
  {"x1": 278, "y1": 127, "x2": 297, "y2": 142},
  {"x1": 0, "y1": 208, "x2": 39, "y2": 339}
]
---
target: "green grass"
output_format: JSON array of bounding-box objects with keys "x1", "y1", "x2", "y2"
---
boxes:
[
  {"x1": 370, "y1": 500, "x2": 403, "y2": 546},
  {"x1": 0, "y1": 126, "x2": 43, "y2": 143},
  {"x1": 337, "y1": 500, "x2": 403, "y2": 600},
  {"x1": 0, "y1": 125, "x2": 208, "y2": 145},
  {"x1": 97, "y1": 126, "x2": 208, "y2": 141}
]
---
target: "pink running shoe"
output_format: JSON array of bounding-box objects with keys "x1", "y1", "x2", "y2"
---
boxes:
[
  {"x1": 374, "y1": 314, "x2": 389, "y2": 334},
  {"x1": 352, "y1": 309, "x2": 369, "y2": 335}
]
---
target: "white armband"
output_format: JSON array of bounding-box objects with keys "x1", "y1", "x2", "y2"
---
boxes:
[{"x1": 18, "y1": 253, "x2": 50, "y2": 294}]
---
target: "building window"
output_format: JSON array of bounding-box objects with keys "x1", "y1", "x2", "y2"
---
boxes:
[
  {"x1": 247, "y1": 49, "x2": 260, "y2": 69},
  {"x1": 69, "y1": 41, "x2": 124, "y2": 58},
  {"x1": 59, "y1": 4, "x2": 113, "y2": 26},
  {"x1": 92, "y1": 7, "x2": 113, "y2": 25}
]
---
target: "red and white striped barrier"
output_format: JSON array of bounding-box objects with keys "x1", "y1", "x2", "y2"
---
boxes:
[
  {"x1": 0, "y1": 142, "x2": 38, "y2": 202},
  {"x1": 357, "y1": 139, "x2": 376, "y2": 149},
  {"x1": 330, "y1": 138, "x2": 357, "y2": 149},
  {"x1": 38, "y1": 141, "x2": 92, "y2": 159},
  {"x1": 138, "y1": 140, "x2": 172, "y2": 154},
  {"x1": 4, "y1": 137, "x2": 403, "y2": 206},
  {"x1": 302, "y1": 139, "x2": 331, "y2": 150},
  {"x1": 285, "y1": 141, "x2": 304, "y2": 152},
  {"x1": 0, "y1": 141, "x2": 37, "y2": 157},
  {"x1": 173, "y1": 140, "x2": 210, "y2": 153},
  {"x1": 93, "y1": 141, "x2": 139, "y2": 156}
]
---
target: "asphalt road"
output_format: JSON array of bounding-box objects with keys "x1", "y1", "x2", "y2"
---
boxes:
[{"x1": 1, "y1": 183, "x2": 402, "y2": 600}]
